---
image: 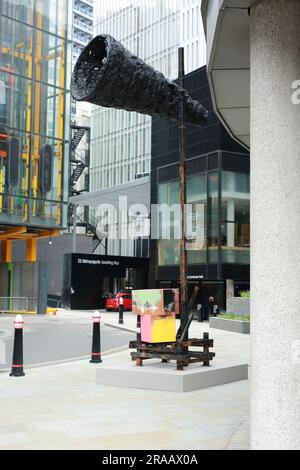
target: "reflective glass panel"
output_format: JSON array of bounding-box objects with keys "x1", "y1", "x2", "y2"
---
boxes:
[{"x1": 221, "y1": 171, "x2": 250, "y2": 264}]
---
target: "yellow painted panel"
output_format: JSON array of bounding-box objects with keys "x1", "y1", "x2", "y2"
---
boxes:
[
  {"x1": 2, "y1": 240, "x2": 12, "y2": 263},
  {"x1": 26, "y1": 238, "x2": 37, "y2": 262},
  {"x1": 151, "y1": 315, "x2": 176, "y2": 343}
]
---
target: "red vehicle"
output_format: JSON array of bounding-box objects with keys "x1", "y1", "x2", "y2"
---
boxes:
[{"x1": 105, "y1": 293, "x2": 132, "y2": 312}]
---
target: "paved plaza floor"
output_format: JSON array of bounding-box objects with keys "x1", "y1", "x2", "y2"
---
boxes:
[{"x1": 0, "y1": 310, "x2": 250, "y2": 450}]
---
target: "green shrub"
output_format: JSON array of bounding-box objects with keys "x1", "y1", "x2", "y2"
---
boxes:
[
  {"x1": 239, "y1": 290, "x2": 250, "y2": 298},
  {"x1": 219, "y1": 312, "x2": 250, "y2": 321}
]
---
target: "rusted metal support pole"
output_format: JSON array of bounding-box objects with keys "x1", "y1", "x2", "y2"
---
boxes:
[
  {"x1": 178, "y1": 47, "x2": 188, "y2": 341},
  {"x1": 179, "y1": 312, "x2": 194, "y2": 344}
]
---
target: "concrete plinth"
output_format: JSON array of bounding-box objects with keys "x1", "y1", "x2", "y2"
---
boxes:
[
  {"x1": 96, "y1": 360, "x2": 248, "y2": 393},
  {"x1": 250, "y1": 0, "x2": 300, "y2": 449},
  {"x1": 227, "y1": 297, "x2": 250, "y2": 317},
  {"x1": 210, "y1": 317, "x2": 250, "y2": 335}
]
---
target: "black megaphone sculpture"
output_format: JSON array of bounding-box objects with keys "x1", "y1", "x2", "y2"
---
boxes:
[{"x1": 71, "y1": 34, "x2": 208, "y2": 126}]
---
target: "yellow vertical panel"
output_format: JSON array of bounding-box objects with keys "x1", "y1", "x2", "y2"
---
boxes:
[
  {"x1": 2, "y1": 240, "x2": 12, "y2": 263},
  {"x1": 25, "y1": 238, "x2": 37, "y2": 262},
  {"x1": 31, "y1": 1, "x2": 43, "y2": 217},
  {"x1": 23, "y1": 3, "x2": 34, "y2": 223},
  {"x1": 56, "y1": 7, "x2": 66, "y2": 225}
]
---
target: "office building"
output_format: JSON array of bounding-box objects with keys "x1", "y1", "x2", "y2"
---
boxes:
[
  {"x1": 0, "y1": 0, "x2": 72, "y2": 313},
  {"x1": 72, "y1": 0, "x2": 93, "y2": 64},
  {"x1": 91, "y1": 0, "x2": 206, "y2": 257},
  {"x1": 70, "y1": 0, "x2": 93, "y2": 202},
  {"x1": 150, "y1": 66, "x2": 250, "y2": 309}
]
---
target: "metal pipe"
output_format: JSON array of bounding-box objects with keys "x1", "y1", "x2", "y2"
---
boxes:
[
  {"x1": 178, "y1": 47, "x2": 188, "y2": 341},
  {"x1": 179, "y1": 312, "x2": 194, "y2": 344},
  {"x1": 72, "y1": 204, "x2": 78, "y2": 253}
]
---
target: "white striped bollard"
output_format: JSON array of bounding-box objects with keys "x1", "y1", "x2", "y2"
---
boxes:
[
  {"x1": 90, "y1": 311, "x2": 102, "y2": 364},
  {"x1": 10, "y1": 315, "x2": 25, "y2": 377}
]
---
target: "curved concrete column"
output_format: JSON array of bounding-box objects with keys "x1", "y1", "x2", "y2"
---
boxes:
[{"x1": 250, "y1": 0, "x2": 300, "y2": 450}]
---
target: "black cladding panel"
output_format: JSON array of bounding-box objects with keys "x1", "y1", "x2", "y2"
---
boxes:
[
  {"x1": 39, "y1": 144, "x2": 53, "y2": 193},
  {"x1": 151, "y1": 66, "x2": 249, "y2": 171},
  {"x1": 7, "y1": 137, "x2": 19, "y2": 187}
]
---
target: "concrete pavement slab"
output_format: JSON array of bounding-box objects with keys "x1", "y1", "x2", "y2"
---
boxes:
[{"x1": 0, "y1": 353, "x2": 249, "y2": 450}]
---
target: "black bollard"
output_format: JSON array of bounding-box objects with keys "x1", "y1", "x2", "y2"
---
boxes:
[
  {"x1": 201, "y1": 306, "x2": 205, "y2": 322},
  {"x1": 136, "y1": 314, "x2": 141, "y2": 329},
  {"x1": 90, "y1": 311, "x2": 102, "y2": 364},
  {"x1": 118, "y1": 305, "x2": 124, "y2": 325},
  {"x1": 10, "y1": 315, "x2": 25, "y2": 377}
]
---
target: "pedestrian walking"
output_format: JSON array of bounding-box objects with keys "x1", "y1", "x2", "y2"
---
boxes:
[{"x1": 208, "y1": 296, "x2": 215, "y2": 319}]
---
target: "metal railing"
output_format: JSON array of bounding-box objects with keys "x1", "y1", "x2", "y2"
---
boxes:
[
  {"x1": 0, "y1": 297, "x2": 29, "y2": 314},
  {"x1": 47, "y1": 297, "x2": 62, "y2": 309},
  {"x1": 73, "y1": 19, "x2": 93, "y2": 32},
  {"x1": 73, "y1": 34, "x2": 90, "y2": 46},
  {"x1": 73, "y1": 4, "x2": 93, "y2": 18}
]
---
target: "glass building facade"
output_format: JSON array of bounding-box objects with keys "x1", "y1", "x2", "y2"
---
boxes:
[
  {"x1": 73, "y1": 0, "x2": 93, "y2": 60},
  {"x1": 71, "y1": 0, "x2": 93, "y2": 120},
  {"x1": 150, "y1": 66, "x2": 250, "y2": 308},
  {"x1": 157, "y1": 155, "x2": 250, "y2": 268},
  {"x1": 0, "y1": 0, "x2": 72, "y2": 229}
]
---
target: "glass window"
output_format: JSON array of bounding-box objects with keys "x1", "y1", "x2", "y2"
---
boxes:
[
  {"x1": 156, "y1": 166, "x2": 250, "y2": 268},
  {"x1": 157, "y1": 179, "x2": 180, "y2": 266},
  {"x1": 186, "y1": 173, "x2": 207, "y2": 264},
  {"x1": 158, "y1": 173, "x2": 208, "y2": 266},
  {"x1": 208, "y1": 172, "x2": 219, "y2": 263},
  {"x1": 0, "y1": 69, "x2": 30, "y2": 131},
  {"x1": 0, "y1": 16, "x2": 32, "y2": 77},
  {"x1": 0, "y1": 0, "x2": 34, "y2": 27},
  {"x1": 0, "y1": 130, "x2": 30, "y2": 225},
  {"x1": 221, "y1": 171, "x2": 250, "y2": 264},
  {"x1": 0, "y1": 0, "x2": 70, "y2": 38}
]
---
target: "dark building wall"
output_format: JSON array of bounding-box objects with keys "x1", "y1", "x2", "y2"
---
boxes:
[
  {"x1": 151, "y1": 67, "x2": 244, "y2": 171},
  {"x1": 0, "y1": 234, "x2": 93, "y2": 298},
  {"x1": 150, "y1": 66, "x2": 250, "y2": 291},
  {"x1": 62, "y1": 253, "x2": 149, "y2": 310}
]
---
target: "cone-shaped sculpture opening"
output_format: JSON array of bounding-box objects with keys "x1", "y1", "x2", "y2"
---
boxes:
[
  {"x1": 72, "y1": 35, "x2": 109, "y2": 101},
  {"x1": 71, "y1": 34, "x2": 208, "y2": 126}
]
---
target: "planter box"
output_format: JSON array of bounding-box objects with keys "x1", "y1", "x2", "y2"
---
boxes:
[
  {"x1": 210, "y1": 317, "x2": 250, "y2": 334},
  {"x1": 227, "y1": 297, "x2": 250, "y2": 316}
]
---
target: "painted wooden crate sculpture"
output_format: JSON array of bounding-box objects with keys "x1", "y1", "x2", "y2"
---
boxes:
[
  {"x1": 130, "y1": 288, "x2": 215, "y2": 370},
  {"x1": 132, "y1": 289, "x2": 179, "y2": 343}
]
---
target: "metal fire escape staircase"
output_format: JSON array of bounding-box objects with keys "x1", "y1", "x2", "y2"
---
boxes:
[
  {"x1": 75, "y1": 212, "x2": 104, "y2": 253},
  {"x1": 71, "y1": 127, "x2": 86, "y2": 152},
  {"x1": 69, "y1": 126, "x2": 106, "y2": 253},
  {"x1": 70, "y1": 160, "x2": 87, "y2": 186},
  {"x1": 70, "y1": 127, "x2": 90, "y2": 194}
]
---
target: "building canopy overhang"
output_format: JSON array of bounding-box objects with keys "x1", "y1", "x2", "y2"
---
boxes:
[
  {"x1": 202, "y1": 0, "x2": 252, "y2": 149},
  {"x1": 70, "y1": 176, "x2": 151, "y2": 210}
]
